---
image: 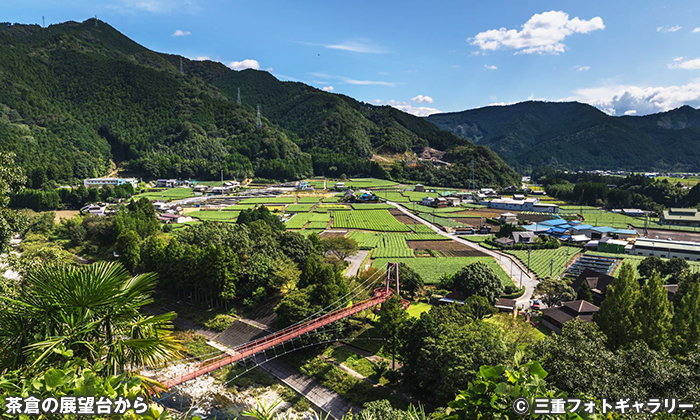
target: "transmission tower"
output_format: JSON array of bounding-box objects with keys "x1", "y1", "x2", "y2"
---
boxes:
[
  {"x1": 256, "y1": 105, "x2": 262, "y2": 128},
  {"x1": 42, "y1": 16, "x2": 45, "y2": 27},
  {"x1": 94, "y1": 15, "x2": 98, "y2": 27},
  {"x1": 237, "y1": 87, "x2": 241, "y2": 105},
  {"x1": 179, "y1": 57, "x2": 184, "y2": 75}
]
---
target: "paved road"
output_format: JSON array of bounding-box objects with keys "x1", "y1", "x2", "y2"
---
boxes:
[
  {"x1": 345, "y1": 250, "x2": 370, "y2": 277},
  {"x1": 386, "y1": 202, "x2": 538, "y2": 307}
]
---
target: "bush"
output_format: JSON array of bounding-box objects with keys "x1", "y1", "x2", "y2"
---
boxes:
[
  {"x1": 501, "y1": 286, "x2": 526, "y2": 299},
  {"x1": 203, "y1": 314, "x2": 236, "y2": 331}
]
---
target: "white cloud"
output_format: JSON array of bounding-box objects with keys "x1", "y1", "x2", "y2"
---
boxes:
[
  {"x1": 563, "y1": 81, "x2": 700, "y2": 115},
  {"x1": 693, "y1": 28, "x2": 700, "y2": 33},
  {"x1": 657, "y1": 25, "x2": 682, "y2": 32},
  {"x1": 484, "y1": 64, "x2": 497, "y2": 70},
  {"x1": 574, "y1": 65, "x2": 591, "y2": 71},
  {"x1": 341, "y1": 78, "x2": 396, "y2": 87},
  {"x1": 322, "y1": 86, "x2": 334, "y2": 92},
  {"x1": 668, "y1": 57, "x2": 700, "y2": 70},
  {"x1": 470, "y1": 10, "x2": 605, "y2": 55},
  {"x1": 227, "y1": 59, "x2": 261, "y2": 71},
  {"x1": 374, "y1": 99, "x2": 441, "y2": 117},
  {"x1": 325, "y1": 40, "x2": 386, "y2": 54},
  {"x1": 172, "y1": 29, "x2": 191, "y2": 37},
  {"x1": 624, "y1": 110, "x2": 637, "y2": 115},
  {"x1": 411, "y1": 95, "x2": 434, "y2": 104}
]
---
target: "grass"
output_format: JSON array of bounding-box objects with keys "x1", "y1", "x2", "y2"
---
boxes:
[
  {"x1": 344, "y1": 178, "x2": 399, "y2": 188},
  {"x1": 406, "y1": 302, "x2": 431, "y2": 318},
  {"x1": 379, "y1": 191, "x2": 410, "y2": 203},
  {"x1": 223, "y1": 204, "x2": 257, "y2": 210},
  {"x1": 372, "y1": 256, "x2": 514, "y2": 287},
  {"x1": 296, "y1": 196, "x2": 325, "y2": 203},
  {"x1": 505, "y1": 247, "x2": 578, "y2": 279},
  {"x1": 323, "y1": 346, "x2": 379, "y2": 379},
  {"x1": 188, "y1": 210, "x2": 240, "y2": 222},
  {"x1": 133, "y1": 188, "x2": 195, "y2": 202},
  {"x1": 172, "y1": 330, "x2": 223, "y2": 358},
  {"x1": 464, "y1": 235, "x2": 492, "y2": 243}
]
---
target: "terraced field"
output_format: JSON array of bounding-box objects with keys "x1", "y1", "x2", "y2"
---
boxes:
[
  {"x1": 189, "y1": 210, "x2": 240, "y2": 222},
  {"x1": 286, "y1": 204, "x2": 316, "y2": 212},
  {"x1": 331, "y1": 210, "x2": 411, "y2": 232},
  {"x1": 372, "y1": 257, "x2": 513, "y2": 287},
  {"x1": 286, "y1": 212, "x2": 331, "y2": 229},
  {"x1": 506, "y1": 248, "x2": 578, "y2": 279},
  {"x1": 373, "y1": 235, "x2": 414, "y2": 258},
  {"x1": 134, "y1": 188, "x2": 195, "y2": 201},
  {"x1": 239, "y1": 196, "x2": 296, "y2": 204}
]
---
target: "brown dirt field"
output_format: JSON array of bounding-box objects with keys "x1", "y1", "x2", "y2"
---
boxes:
[
  {"x1": 407, "y1": 240, "x2": 488, "y2": 257},
  {"x1": 389, "y1": 208, "x2": 416, "y2": 224},
  {"x1": 53, "y1": 210, "x2": 79, "y2": 222},
  {"x1": 517, "y1": 214, "x2": 551, "y2": 223},
  {"x1": 456, "y1": 209, "x2": 509, "y2": 218}
]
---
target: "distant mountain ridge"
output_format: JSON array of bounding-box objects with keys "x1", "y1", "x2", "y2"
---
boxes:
[
  {"x1": 0, "y1": 19, "x2": 520, "y2": 189},
  {"x1": 426, "y1": 101, "x2": 700, "y2": 171}
]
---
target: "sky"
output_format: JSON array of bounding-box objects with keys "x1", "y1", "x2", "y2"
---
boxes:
[{"x1": 3, "y1": 0, "x2": 700, "y2": 117}]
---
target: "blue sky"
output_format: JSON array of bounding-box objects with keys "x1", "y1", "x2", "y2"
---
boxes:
[{"x1": 3, "y1": 0, "x2": 700, "y2": 116}]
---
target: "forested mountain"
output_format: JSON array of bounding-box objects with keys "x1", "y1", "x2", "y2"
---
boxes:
[
  {"x1": 426, "y1": 101, "x2": 700, "y2": 172},
  {"x1": 0, "y1": 19, "x2": 520, "y2": 188}
]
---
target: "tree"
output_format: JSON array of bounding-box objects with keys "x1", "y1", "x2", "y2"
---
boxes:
[
  {"x1": 462, "y1": 295, "x2": 497, "y2": 320},
  {"x1": 275, "y1": 289, "x2": 317, "y2": 327},
  {"x1": 116, "y1": 230, "x2": 142, "y2": 271},
  {"x1": 452, "y1": 262, "x2": 503, "y2": 304},
  {"x1": 634, "y1": 272, "x2": 673, "y2": 351},
  {"x1": 637, "y1": 256, "x2": 665, "y2": 281},
  {"x1": 320, "y1": 236, "x2": 359, "y2": 261},
  {"x1": 663, "y1": 257, "x2": 689, "y2": 284},
  {"x1": 397, "y1": 262, "x2": 424, "y2": 298},
  {"x1": 593, "y1": 263, "x2": 640, "y2": 349},
  {"x1": 495, "y1": 223, "x2": 524, "y2": 239},
  {"x1": 575, "y1": 278, "x2": 594, "y2": 302},
  {"x1": 534, "y1": 278, "x2": 576, "y2": 308},
  {"x1": 0, "y1": 152, "x2": 27, "y2": 253},
  {"x1": 377, "y1": 294, "x2": 409, "y2": 369},
  {"x1": 0, "y1": 262, "x2": 180, "y2": 374}
]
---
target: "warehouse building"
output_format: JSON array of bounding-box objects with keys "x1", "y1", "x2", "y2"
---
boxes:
[
  {"x1": 660, "y1": 208, "x2": 700, "y2": 227},
  {"x1": 486, "y1": 197, "x2": 559, "y2": 213},
  {"x1": 631, "y1": 238, "x2": 700, "y2": 261}
]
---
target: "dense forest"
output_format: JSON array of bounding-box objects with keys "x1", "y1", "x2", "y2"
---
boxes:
[
  {"x1": 426, "y1": 101, "x2": 700, "y2": 172},
  {"x1": 0, "y1": 19, "x2": 520, "y2": 189}
]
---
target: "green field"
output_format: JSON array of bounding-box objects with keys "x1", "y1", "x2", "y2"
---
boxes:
[
  {"x1": 415, "y1": 212, "x2": 466, "y2": 228},
  {"x1": 402, "y1": 191, "x2": 440, "y2": 202},
  {"x1": 379, "y1": 191, "x2": 410, "y2": 203},
  {"x1": 406, "y1": 302, "x2": 432, "y2": 318},
  {"x1": 506, "y1": 247, "x2": 578, "y2": 279},
  {"x1": 286, "y1": 204, "x2": 315, "y2": 212},
  {"x1": 585, "y1": 251, "x2": 700, "y2": 274},
  {"x1": 134, "y1": 188, "x2": 196, "y2": 202},
  {"x1": 223, "y1": 204, "x2": 257, "y2": 211},
  {"x1": 286, "y1": 212, "x2": 330, "y2": 229},
  {"x1": 406, "y1": 224, "x2": 434, "y2": 233},
  {"x1": 464, "y1": 235, "x2": 491, "y2": 243},
  {"x1": 189, "y1": 210, "x2": 240, "y2": 222},
  {"x1": 239, "y1": 196, "x2": 296, "y2": 204},
  {"x1": 344, "y1": 178, "x2": 399, "y2": 188},
  {"x1": 410, "y1": 204, "x2": 467, "y2": 213},
  {"x1": 351, "y1": 203, "x2": 394, "y2": 210},
  {"x1": 296, "y1": 196, "x2": 325, "y2": 203},
  {"x1": 332, "y1": 210, "x2": 410, "y2": 232},
  {"x1": 372, "y1": 256, "x2": 514, "y2": 287},
  {"x1": 372, "y1": 234, "x2": 414, "y2": 258}
]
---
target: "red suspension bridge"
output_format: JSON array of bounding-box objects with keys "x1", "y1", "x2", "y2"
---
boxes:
[{"x1": 157, "y1": 262, "x2": 404, "y2": 390}]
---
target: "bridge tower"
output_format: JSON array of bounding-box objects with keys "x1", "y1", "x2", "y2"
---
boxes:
[{"x1": 385, "y1": 262, "x2": 400, "y2": 295}]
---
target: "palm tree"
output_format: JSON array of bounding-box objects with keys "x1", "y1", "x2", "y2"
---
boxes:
[{"x1": 0, "y1": 262, "x2": 181, "y2": 374}]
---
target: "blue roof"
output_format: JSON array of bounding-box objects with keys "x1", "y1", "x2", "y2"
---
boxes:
[
  {"x1": 561, "y1": 235, "x2": 571, "y2": 240},
  {"x1": 543, "y1": 219, "x2": 568, "y2": 226},
  {"x1": 568, "y1": 220, "x2": 581, "y2": 226},
  {"x1": 592, "y1": 226, "x2": 617, "y2": 233},
  {"x1": 571, "y1": 224, "x2": 593, "y2": 231},
  {"x1": 612, "y1": 229, "x2": 637, "y2": 235},
  {"x1": 524, "y1": 224, "x2": 549, "y2": 232},
  {"x1": 552, "y1": 227, "x2": 568, "y2": 233}
]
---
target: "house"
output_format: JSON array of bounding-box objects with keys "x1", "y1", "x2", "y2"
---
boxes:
[
  {"x1": 569, "y1": 234, "x2": 590, "y2": 244},
  {"x1": 570, "y1": 269, "x2": 615, "y2": 306},
  {"x1": 193, "y1": 185, "x2": 209, "y2": 193},
  {"x1": 210, "y1": 186, "x2": 233, "y2": 195},
  {"x1": 494, "y1": 237, "x2": 515, "y2": 247},
  {"x1": 84, "y1": 177, "x2": 138, "y2": 189},
  {"x1": 512, "y1": 231, "x2": 537, "y2": 244},
  {"x1": 622, "y1": 208, "x2": 645, "y2": 217},
  {"x1": 414, "y1": 184, "x2": 425, "y2": 192},
  {"x1": 435, "y1": 197, "x2": 448, "y2": 208},
  {"x1": 487, "y1": 198, "x2": 559, "y2": 213},
  {"x1": 541, "y1": 300, "x2": 600, "y2": 333},
  {"x1": 494, "y1": 298, "x2": 517, "y2": 312},
  {"x1": 445, "y1": 197, "x2": 460, "y2": 207},
  {"x1": 664, "y1": 284, "x2": 678, "y2": 301},
  {"x1": 513, "y1": 194, "x2": 526, "y2": 200},
  {"x1": 334, "y1": 182, "x2": 346, "y2": 191},
  {"x1": 156, "y1": 179, "x2": 178, "y2": 188},
  {"x1": 661, "y1": 208, "x2": 700, "y2": 227},
  {"x1": 631, "y1": 238, "x2": 700, "y2": 262},
  {"x1": 81, "y1": 204, "x2": 107, "y2": 216},
  {"x1": 597, "y1": 237, "x2": 627, "y2": 254},
  {"x1": 157, "y1": 213, "x2": 189, "y2": 224},
  {"x1": 422, "y1": 197, "x2": 435, "y2": 207},
  {"x1": 499, "y1": 212, "x2": 518, "y2": 224}
]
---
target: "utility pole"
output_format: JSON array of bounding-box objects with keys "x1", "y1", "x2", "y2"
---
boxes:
[
  {"x1": 180, "y1": 57, "x2": 184, "y2": 75},
  {"x1": 94, "y1": 15, "x2": 98, "y2": 27}
]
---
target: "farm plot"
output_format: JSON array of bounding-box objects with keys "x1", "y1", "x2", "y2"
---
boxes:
[
  {"x1": 372, "y1": 257, "x2": 512, "y2": 287},
  {"x1": 189, "y1": 210, "x2": 240, "y2": 222},
  {"x1": 380, "y1": 191, "x2": 410, "y2": 203},
  {"x1": 373, "y1": 235, "x2": 414, "y2": 258},
  {"x1": 404, "y1": 233, "x2": 450, "y2": 241},
  {"x1": 286, "y1": 212, "x2": 330, "y2": 229},
  {"x1": 351, "y1": 203, "x2": 394, "y2": 210},
  {"x1": 585, "y1": 251, "x2": 700, "y2": 275},
  {"x1": 347, "y1": 231, "x2": 384, "y2": 249},
  {"x1": 239, "y1": 196, "x2": 296, "y2": 204},
  {"x1": 297, "y1": 196, "x2": 325, "y2": 203},
  {"x1": 406, "y1": 240, "x2": 487, "y2": 257},
  {"x1": 411, "y1": 204, "x2": 466, "y2": 214},
  {"x1": 505, "y1": 248, "x2": 578, "y2": 279},
  {"x1": 134, "y1": 188, "x2": 195, "y2": 202},
  {"x1": 286, "y1": 204, "x2": 315, "y2": 212},
  {"x1": 315, "y1": 204, "x2": 351, "y2": 213},
  {"x1": 402, "y1": 191, "x2": 440, "y2": 202},
  {"x1": 306, "y1": 221, "x2": 329, "y2": 229},
  {"x1": 407, "y1": 224, "x2": 434, "y2": 233},
  {"x1": 332, "y1": 210, "x2": 411, "y2": 232},
  {"x1": 224, "y1": 204, "x2": 257, "y2": 211},
  {"x1": 344, "y1": 178, "x2": 399, "y2": 188}
]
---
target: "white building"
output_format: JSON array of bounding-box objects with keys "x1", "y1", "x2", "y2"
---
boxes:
[
  {"x1": 84, "y1": 177, "x2": 138, "y2": 189},
  {"x1": 631, "y1": 238, "x2": 700, "y2": 262},
  {"x1": 487, "y1": 198, "x2": 559, "y2": 213}
]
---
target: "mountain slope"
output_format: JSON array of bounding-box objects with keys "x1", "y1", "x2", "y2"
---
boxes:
[
  {"x1": 0, "y1": 19, "x2": 520, "y2": 188},
  {"x1": 426, "y1": 101, "x2": 700, "y2": 171}
]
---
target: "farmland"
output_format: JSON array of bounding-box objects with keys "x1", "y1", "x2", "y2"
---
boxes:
[
  {"x1": 372, "y1": 235, "x2": 414, "y2": 258},
  {"x1": 286, "y1": 204, "x2": 316, "y2": 212},
  {"x1": 331, "y1": 210, "x2": 410, "y2": 232},
  {"x1": 286, "y1": 212, "x2": 330, "y2": 229},
  {"x1": 351, "y1": 203, "x2": 394, "y2": 210},
  {"x1": 134, "y1": 188, "x2": 196, "y2": 201},
  {"x1": 372, "y1": 257, "x2": 513, "y2": 287},
  {"x1": 505, "y1": 247, "x2": 579, "y2": 279},
  {"x1": 239, "y1": 196, "x2": 296, "y2": 204},
  {"x1": 189, "y1": 210, "x2": 240, "y2": 222},
  {"x1": 586, "y1": 251, "x2": 700, "y2": 275}
]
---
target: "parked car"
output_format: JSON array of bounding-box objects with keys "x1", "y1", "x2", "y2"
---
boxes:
[{"x1": 531, "y1": 299, "x2": 541, "y2": 310}]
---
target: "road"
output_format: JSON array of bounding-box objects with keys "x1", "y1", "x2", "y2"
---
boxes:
[
  {"x1": 386, "y1": 202, "x2": 538, "y2": 307},
  {"x1": 344, "y1": 250, "x2": 370, "y2": 277}
]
